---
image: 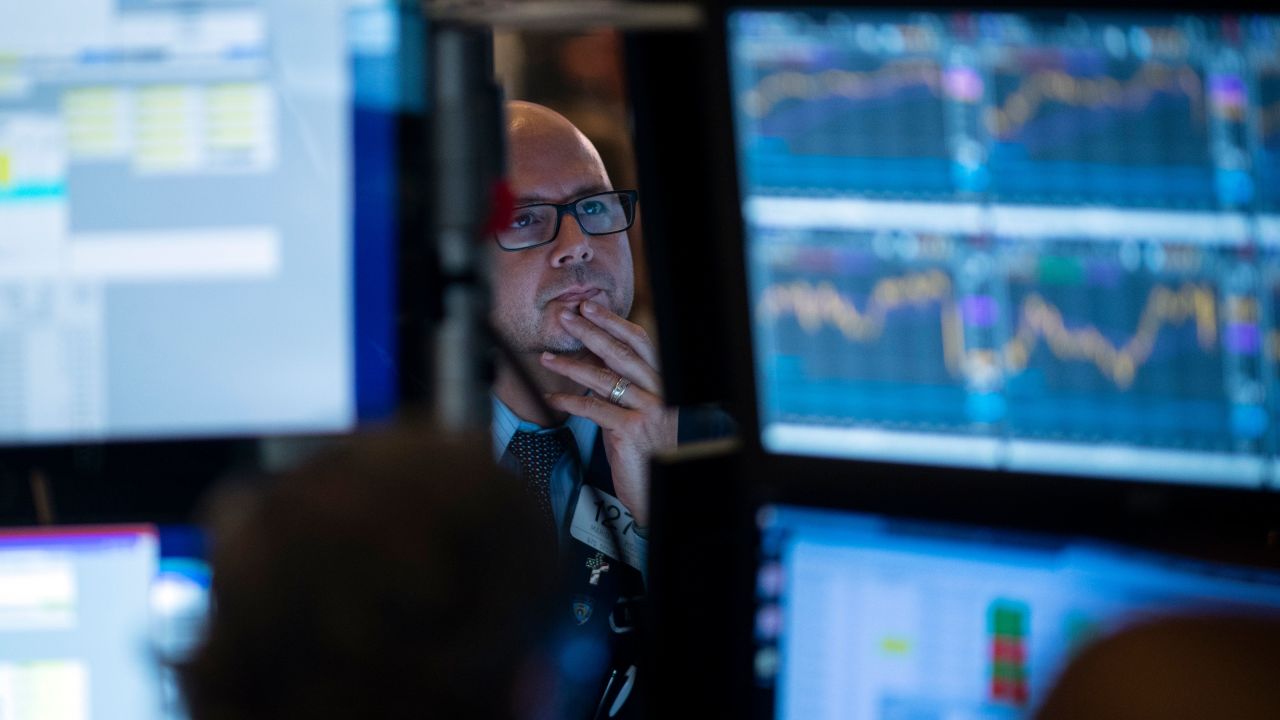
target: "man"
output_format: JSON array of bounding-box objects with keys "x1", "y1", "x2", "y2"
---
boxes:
[
  {"x1": 489, "y1": 101, "x2": 723, "y2": 719},
  {"x1": 491, "y1": 100, "x2": 676, "y2": 531}
]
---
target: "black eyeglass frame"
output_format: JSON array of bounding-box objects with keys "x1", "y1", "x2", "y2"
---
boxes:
[{"x1": 493, "y1": 189, "x2": 640, "y2": 252}]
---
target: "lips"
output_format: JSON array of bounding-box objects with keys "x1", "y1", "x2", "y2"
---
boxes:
[{"x1": 552, "y1": 286, "x2": 602, "y2": 303}]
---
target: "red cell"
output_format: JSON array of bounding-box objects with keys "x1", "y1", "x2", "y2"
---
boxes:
[{"x1": 992, "y1": 638, "x2": 1026, "y2": 663}]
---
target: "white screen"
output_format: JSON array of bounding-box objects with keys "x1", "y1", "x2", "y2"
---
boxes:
[
  {"x1": 755, "y1": 505, "x2": 1280, "y2": 720},
  {"x1": 0, "y1": 0, "x2": 355, "y2": 443},
  {"x1": 0, "y1": 526, "x2": 161, "y2": 720}
]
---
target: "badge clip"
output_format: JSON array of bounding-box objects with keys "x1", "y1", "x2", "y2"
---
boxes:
[{"x1": 587, "y1": 552, "x2": 611, "y2": 586}]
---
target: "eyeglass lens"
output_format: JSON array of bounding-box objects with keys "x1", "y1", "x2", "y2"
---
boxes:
[{"x1": 497, "y1": 192, "x2": 634, "y2": 249}]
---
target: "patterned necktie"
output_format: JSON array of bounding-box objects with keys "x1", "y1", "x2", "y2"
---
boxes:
[{"x1": 506, "y1": 427, "x2": 574, "y2": 535}]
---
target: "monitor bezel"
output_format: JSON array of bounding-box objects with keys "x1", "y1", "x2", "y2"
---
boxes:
[
  {"x1": 743, "y1": 462, "x2": 1280, "y2": 719},
  {"x1": 702, "y1": 0, "x2": 1280, "y2": 493},
  {"x1": 648, "y1": 446, "x2": 1280, "y2": 720}
]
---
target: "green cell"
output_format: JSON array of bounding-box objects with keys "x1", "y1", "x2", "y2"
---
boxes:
[
  {"x1": 989, "y1": 601, "x2": 1029, "y2": 636},
  {"x1": 1037, "y1": 256, "x2": 1085, "y2": 285}
]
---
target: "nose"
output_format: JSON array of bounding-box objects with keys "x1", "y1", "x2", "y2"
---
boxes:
[{"x1": 550, "y1": 215, "x2": 594, "y2": 267}]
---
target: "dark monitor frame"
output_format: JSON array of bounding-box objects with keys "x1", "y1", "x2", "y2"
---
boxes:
[
  {"x1": 757, "y1": 464, "x2": 1280, "y2": 718},
  {"x1": 693, "y1": 0, "x2": 1280, "y2": 501},
  {"x1": 648, "y1": 446, "x2": 1280, "y2": 719},
  {"x1": 645, "y1": 8, "x2": 1280, "y2": 714}
]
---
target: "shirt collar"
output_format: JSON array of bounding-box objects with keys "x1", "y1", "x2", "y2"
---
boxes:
[{"x1": 491, "y1": 392, "x2": 598, "y2": 468}]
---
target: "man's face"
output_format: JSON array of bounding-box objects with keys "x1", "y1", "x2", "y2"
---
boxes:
[{"x1": 491, "y1": 117, "x2": 635, "y2": 354}]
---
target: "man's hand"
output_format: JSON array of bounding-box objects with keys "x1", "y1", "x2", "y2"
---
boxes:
[{"x1": 539, "y1": 299, "x2": 677, "y2": 526}]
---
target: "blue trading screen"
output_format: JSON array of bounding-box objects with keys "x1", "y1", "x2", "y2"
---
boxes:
[
  {"x1": 753, "y1": 504, "x2": 1280, "y2": 720},
  {"x1": 730, "y1": 10, "x2": 1280, "y2": 486}
]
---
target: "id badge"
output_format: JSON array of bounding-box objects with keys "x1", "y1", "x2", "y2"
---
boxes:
[{"x1": 569, "y1": 485, "x2": 647, "y2": 573}]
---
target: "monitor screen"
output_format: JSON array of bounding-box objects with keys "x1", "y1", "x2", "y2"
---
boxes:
[
  {"x1": 729, "y1": 9, "x2": 1280, "y2": 487},
  {"x1": 0, "y1": 0, "x2": 407, "y2": 444},
  {"x1": 753, "y1": 503, "x2": 1280, "y2": 720},
  {"x1": 0, "y1": 524, "x2": 209, "y2": 720}
]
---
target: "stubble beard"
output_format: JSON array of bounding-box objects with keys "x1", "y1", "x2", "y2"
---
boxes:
[{"x1": 498, "y1": 266, "x2": 633, "y2": 356}]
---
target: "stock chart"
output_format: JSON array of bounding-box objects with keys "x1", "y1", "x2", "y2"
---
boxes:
[
  {"x1": 731, "y1": 16, "x2": 955, "y2": 198},
  {"x1": 755, "y1": 232, "x2": 1265, "y2": 451},
  {"x1": 732, "y1": 10, "x2": 1280, "y2": 485},
  {"x1": 987, "y1": 52, "x2": 1215, "y2": 207},
  {"x1": 729, "y1": 14, "x2": 1272, "y2": 208},
  {"x1": 756, "y1": 230, "x2": 970, "y2": 429},
  {"x1": 999, "y1": 241, "x2": 1240, "y2": 451}
]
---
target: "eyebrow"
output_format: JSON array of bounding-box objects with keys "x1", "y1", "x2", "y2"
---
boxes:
[{"x1": 514, "y1": 183, "x2": 612, "y2": 206}]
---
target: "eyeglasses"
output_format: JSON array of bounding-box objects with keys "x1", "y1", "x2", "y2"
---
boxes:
[{"x1": 494, "y1": 190, "x2": 639, "y2": 251}]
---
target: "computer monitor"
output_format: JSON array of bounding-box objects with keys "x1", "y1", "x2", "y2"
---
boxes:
[
  {"x1": 0, "y1": 524, "x2": 207, "y2": 720},
  {"x1": 724, "y1": 7, "x2": 1280, "y2": 487},
  {"x1": 752, "y1": 500, "x2": 1280, "y2": 720},
  {"x1": 0, "y1": 0, "x2": 411, "y2": 444}
]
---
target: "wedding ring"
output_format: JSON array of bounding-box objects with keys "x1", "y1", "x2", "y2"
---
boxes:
[{"x1": 608, "y1": 376, "x2": 631, "y2": 405}]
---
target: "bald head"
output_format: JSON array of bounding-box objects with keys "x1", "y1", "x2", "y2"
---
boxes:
[
  {"x1": 507, "y1": 101, "x2": 595, "y2": 148},
  {"x1": 506, "y1": 101, "x2": 614, "y2": 204}
]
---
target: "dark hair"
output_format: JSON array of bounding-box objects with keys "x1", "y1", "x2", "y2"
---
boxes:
[
  {"x1": 180, "y1": 429, "x2": 557, "y2": 720},
  {"x1": 1035, "y1": 615, "x2": 1280, "y2": 720}
]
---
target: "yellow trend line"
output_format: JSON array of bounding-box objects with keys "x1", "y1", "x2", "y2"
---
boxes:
[
  {"x1": 741, "y1": 58, "x2": 941, "y2": 120},
  {"x1": 1005, "y1": 284, "x2": 1216, "y2": 389},
  {"x1": 758, "y1": 270, "x2": 962, "y2": 373},
  {"x1": 759, "y1": 275, "x2": 1217, "y2": 390},
  {"x1": 987, "y1": 62, "x2": 1203, "y2": 138}
]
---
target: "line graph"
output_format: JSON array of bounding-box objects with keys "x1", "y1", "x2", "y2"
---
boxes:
[
  {"x1": 1004, "y1": 284, "x2": 1215, "y2": 389},
  {"x1": 732, "y1": 9, "x2": 1280, "y2": 474},
  {"x1": 759, "y1": 275, "x2": 1217, "y2": 391},
  {"x1": 734, "y1": 54, "x2": 952, "y2": 197},
  {"x1": 741, "y1": 58, "x2": 942, "y2": 120},
  {"x1": 986, "y1": 55, "x2": 1214, "y2": 207},
  {"x1": 758, "y1": 271, "x2": 964, "y2": 373},
  {"x1": 986, "y1": 62, "x2": 1204, "y2": 141},
  {"x1": 753, "y1": 237, "x2": 1246, "y2": 450},
  {"x1": 732, "y1": 9, "x2": 1280, "y2": 212},
  {"x1": 997, "y1": 246, "x2": 1231, "y2": 448}
]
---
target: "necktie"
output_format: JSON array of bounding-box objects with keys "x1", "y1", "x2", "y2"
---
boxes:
[{"x1": 506, "y1": 427, "x2": 574, "y2": 535}]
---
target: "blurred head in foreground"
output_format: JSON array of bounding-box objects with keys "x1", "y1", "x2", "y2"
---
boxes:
[
  {"x1": 1036, "y1": 614, "x2": 1280, "y2": 720},
  {"x1": 180, "y1": 430, "x2": 558, "y2": 720}
]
